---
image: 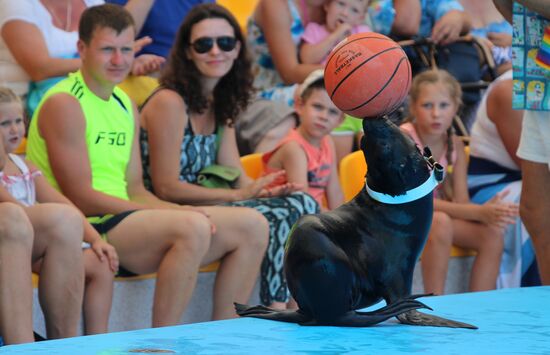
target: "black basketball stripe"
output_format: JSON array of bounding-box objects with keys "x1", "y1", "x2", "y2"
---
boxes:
[
  {"x1": 343, "y1": 55, "x2": 409, "y2": 112},
  {"x1": 329, "y1": 46, "x2": 402, "y2": 99},
  {"x1": 325, "y1": 35, "x2": 396, "y2": 67}
]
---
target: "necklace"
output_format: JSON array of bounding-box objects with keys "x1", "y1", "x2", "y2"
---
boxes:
[{"x1": 44, "y1": 0, "x2": 72, "y2": 32}]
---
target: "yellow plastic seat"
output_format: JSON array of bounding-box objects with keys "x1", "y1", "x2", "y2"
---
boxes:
[
  {"x1": 116, "y1": 75, "x2": 159, "y2": 108},
  {"x1": 217, "y1": 0, "x2": 258, "y2": 34},
  {"x1": 14, "y1": 137, "x2": 27, "y2": 155},
  {"x1": 240, "y1": 153, "x2": 264, "y2": 179},
  {"x1": 339, "y1": 150, "x2": 366, "y2": 202}
]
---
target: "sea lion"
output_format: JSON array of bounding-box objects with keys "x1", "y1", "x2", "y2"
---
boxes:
[{"x1": 236, "y1": 116, "x2": 476, "y2": 329}]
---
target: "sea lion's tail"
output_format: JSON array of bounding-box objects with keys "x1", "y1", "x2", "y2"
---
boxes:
[{"x1": 397, "y1": 309, "x2": 478, "y2": 329}]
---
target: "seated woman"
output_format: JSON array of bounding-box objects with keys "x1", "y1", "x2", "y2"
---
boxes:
[
  {"x1": 468, "y1": 69, "x2": 539, "y2": 287},
  {"x1": 235, "y1": 0, "x2": 328, "y2": 155},
  {"x1": 139, "y1": 4, "x2": 319, "y2": 309}
]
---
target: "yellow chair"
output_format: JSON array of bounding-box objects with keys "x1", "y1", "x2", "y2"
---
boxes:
[
  {"x1": 240, "y1": 153, "x2": 264, "y2": 179},
  {"x1": 116, "y1": 75, "x2": 159, "y2": 108},
  {"x1": 14, "y1": 137, "x2": 27, "y2": 155},
  {"x1": 217, "y1": 0, "x2": 258, "y2": 34},
  {"x1": 339, "y1": 150, "x2": 366, "y2": 202}
]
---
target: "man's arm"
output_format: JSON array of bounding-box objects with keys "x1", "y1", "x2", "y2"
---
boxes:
[
  {"x1": 493, "y1": 0, "x2": 514, "y2": 24},
  {"x1": 391, "y1": 0, "x2": 421, "y2": 38},
  {"x1": 122, "y1": 0, "x2": 155, "y2": 34},
  {"x1": 37, "y1": 93, "x2": 148, "y2": 216}
]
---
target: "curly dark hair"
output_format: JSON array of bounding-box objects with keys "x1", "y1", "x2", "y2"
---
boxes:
[{"x1": 160, "y1": 3, "x2": 254, "y2": 127}]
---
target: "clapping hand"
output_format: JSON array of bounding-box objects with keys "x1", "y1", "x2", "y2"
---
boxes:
[
  {"x1": 478, "y1": 190, "x2": 519, "y2": 230},
  {"x1": 237, "y1": 170, "x2": 303, "y2": 201}
]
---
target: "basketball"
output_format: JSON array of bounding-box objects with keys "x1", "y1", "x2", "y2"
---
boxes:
[{"x1": 324, "y1": 32, "x2": 411, "y2": 118}]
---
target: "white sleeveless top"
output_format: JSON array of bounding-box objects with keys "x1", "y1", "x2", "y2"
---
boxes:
[
  {"x1": 0, "y1": 153, "x2": 41, "y2": 206},
  {"x1": 469, "y1": 70, "x2": 519, "y2": 171}
]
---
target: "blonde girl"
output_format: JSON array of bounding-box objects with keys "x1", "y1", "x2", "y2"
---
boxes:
[
  {"x1": 400, "y1": 70, "x2": 518, "y2": 295},
  {"x1": 0, "y1": 87, "x2": 118, "y2": 334}
]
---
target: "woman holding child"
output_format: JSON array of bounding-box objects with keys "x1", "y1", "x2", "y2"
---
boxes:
[{"x1": 139, "y1": 3, "x2": 319, "y2": 309}]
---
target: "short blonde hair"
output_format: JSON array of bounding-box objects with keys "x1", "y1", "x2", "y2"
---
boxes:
[{"x1": 0, "y1": 87, "x2": 22, "y2": 106}]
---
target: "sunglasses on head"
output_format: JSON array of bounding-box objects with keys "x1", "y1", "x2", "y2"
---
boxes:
[{"x1": 190, "y1": 36, "x2": 237, "y2": 54}]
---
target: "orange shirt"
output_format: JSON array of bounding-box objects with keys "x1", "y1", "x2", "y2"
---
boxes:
[{"x1": 263, "y1": 129, "x2": 332, "y2": 206}]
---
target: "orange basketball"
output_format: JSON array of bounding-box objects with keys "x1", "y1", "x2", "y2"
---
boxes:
[{"x1": 324, "y1": 32, "x2": 411, "y2": 118}]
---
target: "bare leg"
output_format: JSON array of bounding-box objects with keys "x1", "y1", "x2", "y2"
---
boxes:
[
  {"x1": 254, "y1": 116, "x2": 295, "y2": 153},
  {"x1": 0, "y1": 203, "x2": 34, "y2": 344},
  {"x1": 28, "y1": 204, "x2": 85, "y2": 339},
  {"x1": 200, "y1": 206, "x2": 269, "y2": 320},
  {"x1": 520, "y1": 161, "x2": 550, "y2": 284},
  {"x1": 82, "y1": 249, "x2": 114, "y2": 335},
  {"x1": 106, "y1": 209, "x2": 211, "y2": 327},
  {"x1": 421, "y1": 212, "x2": 453, "y2": 295},
  {"x1": 453, "y1": 220, "x2": 504, "y2": 291}
]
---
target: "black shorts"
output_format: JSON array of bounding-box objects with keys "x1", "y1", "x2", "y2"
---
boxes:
[{"x1": 90, "y1": 210, "x2": 138, "y2": 277}]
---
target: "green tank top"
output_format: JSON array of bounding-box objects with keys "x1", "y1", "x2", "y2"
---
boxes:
[{"x1": 27, "y1": 70, "x2": 134, "y2": 201}]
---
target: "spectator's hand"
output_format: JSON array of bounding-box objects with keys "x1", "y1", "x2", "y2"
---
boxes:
[
  {"x1": 487, "y1": 32, "x2": 512, "y2": 47},
  {"x1": 134, "y1": 36, "x2": 152, "y2": 53},
  {"x1": 131, "y1": 54, "x2": 165, "y2": 76},
  {"x1": 431, "y1": 11, "x2": 464, "y2": 45},
  {"x1": 237, "y1": 170, "x2": 303, "y2": 200},
  {"x1": 258, "y1": 182, "x2": 303, "y2": 198},
  {"x1": 91, "y1": 239, "x2": 119, "y2": 273},
  {"x1": 478, "y1": 190, "x2": 519, "y2": 228}
]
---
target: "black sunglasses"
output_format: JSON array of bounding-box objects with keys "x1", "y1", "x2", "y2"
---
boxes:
[{"x1": 190, "y1": 36, "x2": 237, "y2": 54}]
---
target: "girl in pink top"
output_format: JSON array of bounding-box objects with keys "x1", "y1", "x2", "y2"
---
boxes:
[
  {"x1": 264, "y1": 69, "x2": 344, "y2": 210},
  {"x1": 399, "y1": 70, "x2": 518, "y2": 295},
  {"x1": 300, "y1": 0, "x2": 372, "y2": 65}
]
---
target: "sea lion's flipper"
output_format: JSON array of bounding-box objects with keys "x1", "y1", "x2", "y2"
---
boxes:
[
  {"x1": 300, "y1": 297, "x2": 430, "y2": 327},
  {"x1": 234, "y1": 303, "x2": 311, "y2": 324},
  {"x1": 397, "y1": 310, "x2": 477, "y2": 329}
]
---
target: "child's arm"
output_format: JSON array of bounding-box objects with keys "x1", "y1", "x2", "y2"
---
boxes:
[
  {"x1": 450, "y1": 137, "x2": 469, "y2": 204},
  {"x1": 273, "y1": 141, "x2": 309, "y2": 189},
  {"x1": 434, "y1": 136, "x2": 517, "y2": 225},
  {"x1": 31, "y1": 162, "x2": 119, "y2": 273},
  {"x1": 325, "y1": 139, "x2": 344, "y2": 210},
  {"x1": 300, "y1": 22, "x2": 353, "y2": 64},
  {"x1": 435, "y1": 193, "x2": 518, "y2": 229}
]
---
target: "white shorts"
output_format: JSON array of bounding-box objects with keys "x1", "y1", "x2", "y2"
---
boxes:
[{"x1": 517, "y1": 110, "x2": 550, "y2": 169}]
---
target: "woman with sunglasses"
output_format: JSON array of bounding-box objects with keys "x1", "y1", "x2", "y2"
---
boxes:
[{"x1": 139, "y1": 3, "x2": 319, "y2": 310}]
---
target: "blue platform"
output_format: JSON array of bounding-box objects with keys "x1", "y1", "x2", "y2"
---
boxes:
[{"x1": 4, "y1": 287, "x2": 550, "y2": 354}]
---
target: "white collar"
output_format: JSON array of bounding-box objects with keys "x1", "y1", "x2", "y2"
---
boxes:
[{"x1": 365, "y1": 168, "x2": 443, "y2": 204}]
